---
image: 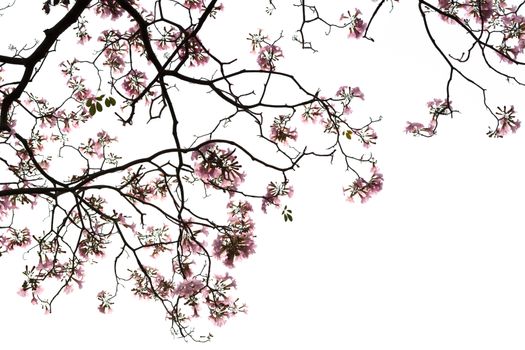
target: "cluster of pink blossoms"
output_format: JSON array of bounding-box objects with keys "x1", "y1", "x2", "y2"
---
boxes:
[
  {"x1": 436, "y1": 1, "x2": 525, "y2": 63},
  {"x1": 340, "y1": 9, "x2": 367, "y2": 39},
  {"x1": 78, "y1": 229, "x2": 109, "y2": 260},
  {"x1": 301, "y1": 102, "x2": 324, "y2": 123},
  {"x1": 121, "y1": 69, "x2": 148, "y2": 98},
  {"x1": 213, "y1": 201, "x2": 255, "y2": 267},
  {"x1": 247, "y1": 29, "x2": 284, "y2": 71},
  {"x1": 0, "y1": 190, "x2": 16, "y2": 219},
  {"x1": 343, "y1": 166, "x2": 384, "y2": 203},
  {"x1": 18, "y1": 251, "x2": 86, "y2": 309},
  {"x1": 175, "y1": 32, "x2": 210, "y2": 66},
  {"x1": 184, "y1": 0, "x2": 205, "y2": 10},
  {"x1": 98, "y1": 29, "x2": 127, "y2": 73},
  {"x1": 354, "y1": 125, "x2": 378, "y2": 148},
  {"x1": 137, "y1": 225, "x2": 173, "y2": 258},
  {"x1": 97, "y1": 290, "x2": 114, "y2": 314},
  {"x1": 488, "y1": 105, "x2": 521, "y2": 137},
  {"x1": 405, "y1": 98, "x2": 453, "y2": 137},
  {"x1": 270, "y1": 114, "x2": 298, "y2": 144},
  {"x1": 191, "y1": 143, "x2": 246, "y2": 194},
  {"x1": 94, "y1": 0, "x2": 132, "y2": 21},
  {"x1": 125, "y1": 264, "x2": 244, "y2": 326},
  {"x1": 257, "y1": 45, "x2": 284, "y2": 71},
  {"x1": 204, "y1": 273, "x2": 246, "y2": 326},
  {"x1": 262, "y1": 181, "x2": 294, "y2": 213},
  {"x1": 79, "y1": 131, "x2": 117, "y2": 158},
  {"x1": 152, "y1": 27, "x2": 210, "y2": 66},
  {"x1": 336, "y1": 85, "x2": 364, "y2": 114},
  {"x1": 0, "y1": 227, "x2": 31, "y2": 253}
]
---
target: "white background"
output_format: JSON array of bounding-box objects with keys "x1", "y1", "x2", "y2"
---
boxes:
[{"x1": 1, "y1": 1, "x2": 525, "y2": 349}]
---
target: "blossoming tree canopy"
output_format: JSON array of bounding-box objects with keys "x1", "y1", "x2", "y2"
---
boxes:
[{"x1": 0, "y1": 0, "x2": 522, "y2": 341}]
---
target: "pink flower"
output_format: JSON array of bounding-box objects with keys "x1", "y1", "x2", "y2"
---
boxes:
[
  {"x1": 184, "y1": 0, "x2": 203, "y2": 9},
  {"x1": 343, "y1": 167, "x2": 384, "y2": 203},
  {"x1": 257, "y1": 45, "x2": 283, "y2": 71},
  {"x1": 270, "y1": 114, "x2": 298, "y2": 144},
  {"x1": 4, "y1": 227, "x2": 31, "y2": 250},
  {"x1": 97, "y1": 290, "x2": 113, "y2": 314},
  {"x1": 212, "y1": 232, "x2": 256, "y2": 268},
  {"x1": 302, "y1": 103, "x2": 323, "y2": 123},
  {"x1": 64, "y1": 284, "x2": 74, "y2": 294},
  {"x1": 94, "y1": 0, "x2": 127, "y2": 20},
  {"x1": 261, "y1": 181, "x2": 294, "y2": 213},
  {"x1": 488, "y1": 105, "x2": 521, "y2": 137},
  {"x1": 341, "y1": 9, "x2": 367, "y2": 39},
  {"x1": 175, "y1": 278, "x2": 205, "y2": 297},
  {"x1": 0, "y1": 189, "x2": 16, "y2": 219},
  {"x1": 122, "y1": 70, "x2": 147, "y2": 97},
  {"x1": 174, "y1": 32, "x2": 210, "y2": 66},
  {"x1": 336, "y1": 85, "x2": 365, "y2": 114},
  {"x1": 192, "y1": 144, "x2": 246, "y2": 192},
  {"x1": 358, "y1": 125, "x2": 377, "y2": 148}
]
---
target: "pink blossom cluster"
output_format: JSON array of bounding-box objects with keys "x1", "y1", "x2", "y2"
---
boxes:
[
  {"x1": 74, "y1": 15, "x2": 91, "y2": 44},
  {"x1": 122, "y1": 69, "x2": 147, "y2": 97},
  {"x1": 438, "y1": 0, "x2": 499, "y2": 24},
  {"x1": 355, "y1": 125, "x2": 378, "y2": 148},
  {"x1": 131, "y1": 267, "x2": 175, "y2": 300},
  {"x1": 97, "y1": 290, "x2": 114, "y2": 313},
  {"x1": 270, "y1": 114, "x2": 298, "y2": 144},
  {"x1": 175, "y1": 33, "x2": 210, "y2": 66},
  {"x1": 247, "y1": 29, "x2": 284, "y2": 70},
  {"x1": 203, "y1": 273, "x2": 246, "y2": 326},
  {"x1": 78, "y1": 229, "x2": 109, "y2": 260},
  {"x1": 0, "y1": 227, "x2": 31, "y2": 252},
  {"x1": 153, "y1": 27, "x2": 210, "y2": 66},
  {"x1": 343, "y1": 166, "x2": 384, "y2": 203},
  {"x1": 137, "y1": 225, "x2": 173, "y2": 258},
  {"x1": 340, "y1": 9, "x2": 367, "y2": 39},
  {"x1": 213, "y1": 200, "x2": 256, "y2": 267},
  {"x1": 405, "y1": 98, "x2": 453, "y2": 137},
  {"x1": 257, "y1": 45, "x2": 283, "y2": 71},
  {"x1": 98, "y1": 29, "x2": 127, "y2": 73},
  {"x1": 129, "y1": 268, "x2": 245, "y2": 327},
  {"x1": 94, "y1": 0, "x2": 129, "y2": 21},
  {"x1": 178, "y1": 220, "x2": 208, "y2": 257},
  {"x1": 184, "y1": 0, "x2": 205, "y2": 10},
  {"x1": 79, "y1": 130, "x2": 116, "y2": 158},
  {"x1": 261, "y1": 181, "x2": 294, "y2": 213},
  {"x1": 301, "y1": 102, "x2": 324, "y2": 123},
  {"x1": 437, "y1": 1, "x2": 525, "y2": 63},
  {"x1": 0, "y1": 190, "x2": 16, "y2": 219},
  {"x1": 336, "y1": 85, "x2": 364, "y2": 114},
  {"x1": 175, "y1": 278, "x2": 205, "y2": 298},
  {"x1": 488, "y1": 105, "x2": 521, "y2": 137},
  {"x1": 191, "y1": 143, "x2": 246, "y2": 193},
  {"x1": 18, "y1": 253, "x2": 86, "y2": 308}
]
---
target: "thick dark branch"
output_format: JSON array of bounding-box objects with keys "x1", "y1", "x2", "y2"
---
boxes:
[
  {"x1": 420, "y1": 0, "x2": 525, "y2": 66},
  {"x1": 363, "y1": 0, "x2": 386, "y2": 42},
  {"x1": 0, "y1": 0, "x2": 91, "y2": 131},
  {"x1": 0, "y1": 54, "x2": 25, "y2": 65}
]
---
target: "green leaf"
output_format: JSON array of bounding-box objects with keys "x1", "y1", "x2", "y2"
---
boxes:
[
  {"x1": 109, "y1": 97, "x2": 116, "y2": 106},
  {"x1": 96, "y1": 102, "x2": 103, "y2": 112},
  {"x1": 86, "y1": 99, "x2": 92, "y2": 107},
  {"x1": 89, "y1": 104, "x2": 96, "y2": 116},
  {"x1": 105, "y1": 98, "x2": 111, "y2": 108},
  {"x1": 96, "y1": 94, "x2": 105, "y2": 101}
]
